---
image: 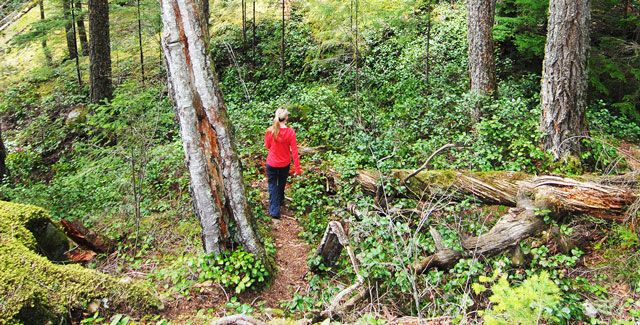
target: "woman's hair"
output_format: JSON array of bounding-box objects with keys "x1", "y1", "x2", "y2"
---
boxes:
[{"x1": 269, "y1": 107, "x2": 288, "y2": 141}]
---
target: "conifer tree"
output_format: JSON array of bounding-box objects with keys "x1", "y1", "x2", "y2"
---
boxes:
[{"x1": 540, "y1": 0, "x2": 590, "y2": 159}]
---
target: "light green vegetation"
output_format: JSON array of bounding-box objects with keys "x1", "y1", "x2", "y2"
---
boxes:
[{"x1": 1, "y1": 0, "x2": 640, "y2": 323}]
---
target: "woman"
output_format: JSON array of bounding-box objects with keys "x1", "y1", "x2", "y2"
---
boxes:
[{"x1": 265, "y1": 107, "x2": 302, "y2": 218}]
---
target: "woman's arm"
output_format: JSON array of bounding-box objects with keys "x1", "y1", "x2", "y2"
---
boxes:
[
  {"x1": 290, "y1": 130, "x2": 301, "y2": 175},
  {"x1": 265, "y1": 130, "x2": 272, "y2": 149}
]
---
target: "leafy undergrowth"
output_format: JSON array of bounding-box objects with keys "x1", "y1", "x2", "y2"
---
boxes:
[{"x1": 1, "y1": 0, "x2": 640, "y2": 323}]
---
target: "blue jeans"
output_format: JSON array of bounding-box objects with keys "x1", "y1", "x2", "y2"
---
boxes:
[{"x1": 266, "y1": 164, "x2": 290, "y2": 217}]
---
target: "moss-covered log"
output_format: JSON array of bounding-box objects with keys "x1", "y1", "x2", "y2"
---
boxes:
[
  {"x1": 352, "y1": 170, "x2": 639, "y2": 273},
  {"x1": 0, "y1": 201, "x2": 160, "y2": 324},
  {"x1": 356, "y1": 170, "x2": 638, "y2": 220}
]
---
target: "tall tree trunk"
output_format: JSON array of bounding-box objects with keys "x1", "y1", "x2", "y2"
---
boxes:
[
  {"x1": 137, "y1": 0, "x2": 145, "y2": 84},
  {"x1": 39, "y1": 0, "x2": 52, "y2": 62},
  {"x1": 75, "y1": 0, "x2": 89, "y2": 56},
  {"x1": 280, "y1": 0, "x2": 285, "y2": 79},
  {"x1": 88, "y1": 0, "x2": 112, "y2": 103},
  {"x1": 251, "y1": 0, "x2": 255, "y2": 61},
  {"x1": 466, "y1": 0, "x2": 497, "y2": 117},
  {"x1": 62, "y1": 0, "x2": 78, "y2": 60},
  {"x1": 0, "y1": 125, "x2": 7, "y2": 183},
  {"x1": 540, "y1": 0, "x2": 590, "y2": 160},
  {"x1": 71, "y1": 2, "x2": 82, "y2": 85},
  {"x1": 425, "y1": 4, "x2": 431, "y2": 88},
  {"x1": 242, "y1": 0, "x2": 246, "y2": 50},
  {"x1": 160, "y1": 0, "x2": 266, "y2": 261}
]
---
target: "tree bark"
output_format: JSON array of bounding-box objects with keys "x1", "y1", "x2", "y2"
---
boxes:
[
  {"x1": 160, "y1": 0, "x2": 266, "y2": 261},
  {"x1": 88, "y1": 0, "x2": 113, "y2": 103},
  {"x1": 356, "y1": 170, "x2": 638, "y2": 221},
  {"x1": 466, "y1": 0, "x2": 497, "y2": 116},
  {"x1": 351, "y1": 169, "x2": 637, "y2": 274},
  {"x1": 0, "y1": 126, "x2": 8, "y2": 183},
  {"x1": 540, "y1": 0, "x2": 590, "y2": 160},
  {"x1": 39, "y1": 0, "x2": 52, "y2": 62},
  {"x1": 62, "y1": 0, "x2": 78, "y2": 60},
  {"x1": 75, "y1": 0, "x2": 89, "y2": 56},
  {"x1": 412, "y1": 197, "x2": 546, "y2": 273}
]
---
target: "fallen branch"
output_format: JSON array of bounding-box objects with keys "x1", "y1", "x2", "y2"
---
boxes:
[
  {"x1": 402, "y1": 142, "x2": 465, "y2": 186},
  {"x1": 60, "y1": 218, "x2": 115, "y2": 253},
  {"x1": 412, "y1": 196, "x2": 545, "y2": 274}
]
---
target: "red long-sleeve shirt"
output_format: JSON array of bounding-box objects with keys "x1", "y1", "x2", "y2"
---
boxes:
[{"x1": 265, "y1": 127, "x2": 301, "y2": 174}]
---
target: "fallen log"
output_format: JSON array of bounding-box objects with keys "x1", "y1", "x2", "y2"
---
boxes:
[
  {"x1": 350, "y1": 170, "x2": 638, "y2": 274},
  {"x1": 0, "y1": 0, "x2": 39, "y2": 34},
  {"x1": 211, "y1": 314, "x2": 265, "y2": 325},
  {"x1": 60, "y1": 218, "x2": 115, "y2": 253},
  {"x1": 356, "y1": 170, "x2": 638, "y2": 219}
]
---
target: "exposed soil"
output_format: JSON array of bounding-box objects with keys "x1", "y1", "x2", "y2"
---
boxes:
[
  {"x1": 157, "y1": 177, "x2": 311, "y2": 321},
  {"x1": 257, "y1": 210, "x2": 311, "y2": 307}
]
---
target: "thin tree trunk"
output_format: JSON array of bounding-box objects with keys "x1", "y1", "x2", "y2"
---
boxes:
[
  {"x1": 241, "y1": 0, "x2": 246, "y2": 50},
  {"x1": 540, "y1": 0, "x2": 590, "y2": 160},
  {"x1": 425, "y1": 4, "x2": 431, "y2": 87},
  {"x1": 62, "y1": 0, "x2": 78, "y2": 60},
  {"x1": 252, "y1": 0, "x2": 255, "y2": 61},
  {"x1": 88, "y1": 0, "x2": 112, "y2": 103},
  {"x1": 39, "y1": 0, "x2": 52, "y2": 62},
  {"x1": 137, "y1": 0, "x2": 145, "y2": 84},
  {"x1": 71, "y1": 2, "x2": 82, "y2": 85},
  {"x1": 466, "y1": 0, "x2": 497, "y2": 117},
  {"x1": 355, "y1": 0, "x2": 359, "y2": 112},
  {"x1": 0, "y1": 125, "x2": 8, "y2": 183},
  {"x1": 280, "y1": 0, "x2": 285, "y2": 79},
  {"x1": 75, "y1": 0, "x2": 89, "y2": 56},
  {"x1": 160, "y1": 0, "x2": 266, "y2": 261}
]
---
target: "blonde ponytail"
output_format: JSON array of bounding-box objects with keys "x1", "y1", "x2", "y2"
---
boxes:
[{"x1": 269, "y1": 107, "x2": 288, "y2": 141}]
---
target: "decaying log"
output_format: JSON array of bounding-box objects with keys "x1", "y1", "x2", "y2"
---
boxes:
[
  {"x1": 312, "y1": 221, "x2": 367, "y2": 319},
  {"x1": 412, "y1": 196, "x2": 546, "y2": 274},
  {"x1": 351, "y1": 170, "x2": 638, "y2": 274},
  {"x1": 310, "y1": 221, "x2": 346, "y2": 272},
  {"x1": 356, "y1": 170, "x2": 638, "y2": 218},
  {"x1": 60, "y1": 218, "x2": 115, "y2": 253},
  {"x1": 0, "y1": 0, "x2": 39, "y2": 33}
]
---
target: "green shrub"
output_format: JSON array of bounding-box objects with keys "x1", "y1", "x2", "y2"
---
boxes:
[{"x1": 198, "y1": 249, "x2": 269, "y2": 294}]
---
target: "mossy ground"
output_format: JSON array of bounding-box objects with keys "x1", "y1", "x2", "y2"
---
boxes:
[{"x1": 0, "y1": 201, "x2": 160, "y2": 324}]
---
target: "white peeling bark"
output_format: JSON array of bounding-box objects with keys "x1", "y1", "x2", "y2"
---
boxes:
[{"x1": 160, "y1": 0, "x2": 265, "y2": 261}]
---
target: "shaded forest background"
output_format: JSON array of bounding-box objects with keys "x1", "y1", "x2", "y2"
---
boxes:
[{"x1": 1, "y1": 0, "x2": 640, "y2": 323}]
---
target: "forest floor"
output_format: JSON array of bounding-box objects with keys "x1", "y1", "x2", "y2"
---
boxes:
[{"x1": 157, "y1": 178, "x2": 312, "y2": 322}]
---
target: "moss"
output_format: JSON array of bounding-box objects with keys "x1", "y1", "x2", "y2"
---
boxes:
[
  {"x1": 549, "y1": 155, "x2": 583, "y2": 174},
  {"x1": 0, "y1": 201, "x2": 161, "y2": 324}
]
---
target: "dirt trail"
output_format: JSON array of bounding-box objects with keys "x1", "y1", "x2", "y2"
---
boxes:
[
  {"x1": 252, "y1": 174, "x2": 311, "y2": 307},
  {"x1": 257, "y1": 210, "x2": 311, "y2": 307}
]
